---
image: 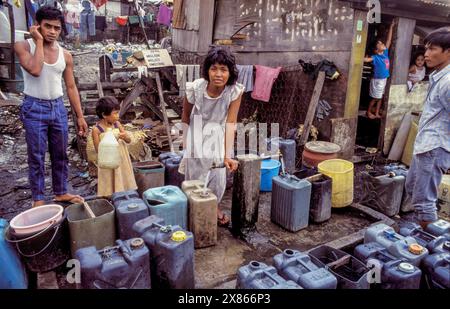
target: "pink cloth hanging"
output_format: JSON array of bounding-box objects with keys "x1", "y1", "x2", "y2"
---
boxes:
[
  {"x1": 251, "y1": 65, "x2": 282, "y2": 102},
  {"x1": 157, "y1": 4, "x2": 172, "y2": 26}
]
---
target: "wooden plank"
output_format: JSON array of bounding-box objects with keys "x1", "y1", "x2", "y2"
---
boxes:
[
  {"x1": 390, "y1": 18, "x2": 415, "y2": 85},
  {"x1": 77, "y1": 82, "x2": 133, "y2": 91},
  {"x1": 344, "y1": 10, "x2": 368, "y2": 119},
  {"x1": 349, "y1": 2, "x2": 450, "y2": 24},
  {"x1": 155, "y1": 72, "x2": 174, "y2": 153},
  {"x1": 299, "y1": 71, "x2": 326, "y2": 146},
  {"x1": 141, "y1": 94, "x2": 164, "y2": 120},
  {"x1": 99, "y1": 55, "x2": 112, "y2": 82},
  {"x1": 119, "y1": 80, "x2": 147, "y2": 117},
  {"x1": 330, "y1": 117, "x2": 358, "y2": 160},
  {"x1": 96, "y1": 76, "x2": 104, "y2": 98},
  {"x1": 198, "y1": 0, "x2": 215, "y2": 52}
]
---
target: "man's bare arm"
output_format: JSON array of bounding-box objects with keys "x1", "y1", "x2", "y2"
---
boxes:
[
  {"x1": 63, "y1": 50, "x2": 88, "y2": 136},
  {"x1": 14, "y1": 26, "x2": 45, "y2": 77}
]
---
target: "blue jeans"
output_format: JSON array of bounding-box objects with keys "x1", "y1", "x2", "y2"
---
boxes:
[
  {"x1": 20, "y1": 96, "x2": 69, "y2": 201},
  {"x1": 406, "y1": 147, "x2": 450, "y2": 222},
  {"x1": 80, "y1": 11, "x2": 96, "y2": 40}
]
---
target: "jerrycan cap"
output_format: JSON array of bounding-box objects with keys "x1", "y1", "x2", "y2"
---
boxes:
[
  {"x1": 171, "y1": 231, "x2": 187, "y2": 242},
  {"x1": 408, "y1": 243, "x2": 424, "y2": 255},
  {"x1": 127, "y1": 203, "x2": 139, "y2": 210},
  {"x1": 130, "y1": 238, "x2": 144, "y2": 249},
  {"x1": 398, "y1": 262, "x2": 415, "y2": 274},
  {"x1": 443, "y1": 241, "x2": 450, "y2": 251}
]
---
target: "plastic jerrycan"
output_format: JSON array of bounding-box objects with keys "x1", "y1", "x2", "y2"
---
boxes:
[{"x1": 98, "y1": 128, "x2": 120, "y2": 169}]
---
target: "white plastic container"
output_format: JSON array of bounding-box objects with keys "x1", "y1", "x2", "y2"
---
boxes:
[
  {"x1": 9, "y1": 204, "x2": 64, "y2": 235},
  {"x1": 97, "y1": 128, "x2": 120, "y2": 169}
]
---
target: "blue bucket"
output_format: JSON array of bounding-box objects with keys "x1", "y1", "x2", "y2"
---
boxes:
[{"x1": 260, "y1": 159, "x2": 281, "y2": 192}]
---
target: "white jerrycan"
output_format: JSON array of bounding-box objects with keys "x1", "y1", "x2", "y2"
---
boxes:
[{"x1": 98, "y1": 128, "x2": 121, "y2": 169}]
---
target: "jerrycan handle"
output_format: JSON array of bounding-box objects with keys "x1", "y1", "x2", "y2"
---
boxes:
[
  {"x1": 295, "y1": 257, "x2": 314, "y2": 272},
  {"x1": 384, "y1": 230, "x2": 401, "y2": 241},
  {"x1": 281, "y1": 173, "x2": 301, "y2": 183},
  {"x1": 262, "y1": 270, "x2": 285, "y2": 285},
  {"x1": 117, "y1": 239, "x2": 132, "y2": 257}
]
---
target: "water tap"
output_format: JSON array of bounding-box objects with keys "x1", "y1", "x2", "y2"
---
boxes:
[{"x1": 211, "y1": 162, "x2": 226, "y2": 169}]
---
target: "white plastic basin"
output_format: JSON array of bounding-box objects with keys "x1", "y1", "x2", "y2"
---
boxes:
[{"x1": 10, "y1": 204, "x2": 64, "y2": 235}]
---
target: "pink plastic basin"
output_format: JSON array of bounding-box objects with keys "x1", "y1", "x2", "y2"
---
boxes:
[{"x1": 9, "y1": 204, "x2": 64, "y2": 235}]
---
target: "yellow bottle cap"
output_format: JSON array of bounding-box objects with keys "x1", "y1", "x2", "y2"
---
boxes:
[
  {"x1": 171, "y1": 231, "x2": 187, "y2": 242},
  {"x1": 408, "y1": 244, "x2": 424, "y2": 255}
]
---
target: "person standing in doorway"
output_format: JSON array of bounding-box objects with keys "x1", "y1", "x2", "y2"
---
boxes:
[
  {"x1": 15, "y1": 6, "x2": 88, "y2": 207},
  {"x1": 406, "y1": 27, "x2": 450, "y2": 228},
  {"x1": 364, "y1": 21, "x2": 395, "y2": 119}
]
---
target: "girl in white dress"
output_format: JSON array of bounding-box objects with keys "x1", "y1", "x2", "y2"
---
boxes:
[
  {"x1": 181, "y1": 47, "x2": 244, "y2": 227},
  {"x1": 407, "y1": 52, "x2": 426, "y2": 91}
]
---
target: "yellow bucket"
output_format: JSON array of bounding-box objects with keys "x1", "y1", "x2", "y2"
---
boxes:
[{"x1": 318, "y1": 159, "x2": 354, "y2": 208}]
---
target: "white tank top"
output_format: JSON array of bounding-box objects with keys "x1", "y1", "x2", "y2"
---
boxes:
[
  {"x1": 408, "y1": 66, "x2": 426, "y2": 83},
  {"x1": 22, "y1": 39, "x2": 66, "y2": 100}
]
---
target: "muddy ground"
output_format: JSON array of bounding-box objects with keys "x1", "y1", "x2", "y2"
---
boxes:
[{"x1": 1, "y1": 46, "x2": 448, "y2": 289}]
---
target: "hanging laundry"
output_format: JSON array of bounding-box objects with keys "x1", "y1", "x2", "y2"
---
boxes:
[
  {"x1": 157, "y1": 4, "x2": 172, "y2": 26},
  {"x1": 237, "y1": 65, "x2": 254, "y2": 93},
  {"x1": 80, "y1": 1, "x2": 96, "y2": 40},
  {"x1": 176, "y1": 65, "x2": 187, "y2": 97},
  {"x1": 95, "y1": 15, "x2": 107, "y2": 31},
  {"x1": 92, "y1": 0, "x2": 107, "y2": 9},
  {"x1": 176, "y1": 65, "x2": 200, "y2": 97},
  {"x1": 172, "y1": 0, "x2": 185, "y2": 29},
  {"x1": 251, "y1": 65, "x2": 282, "y2": 102}
]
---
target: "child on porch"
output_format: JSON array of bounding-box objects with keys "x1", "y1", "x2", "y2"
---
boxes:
[
  {"x1": 364, "y1": 21, "x2": 395, "y2": 119},
  {"x1": 407, "y1": 51, "x2": 426, "y2": 91}
]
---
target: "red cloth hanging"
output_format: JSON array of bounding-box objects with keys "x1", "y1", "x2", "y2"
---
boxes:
[{"x1": 92, "y1": 0, "x2": 108, "y2": 9}]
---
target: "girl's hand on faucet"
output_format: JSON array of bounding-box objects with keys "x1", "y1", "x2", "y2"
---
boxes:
[{"x1": 224, "y1": 158, "x2": 239, "y2": 172}]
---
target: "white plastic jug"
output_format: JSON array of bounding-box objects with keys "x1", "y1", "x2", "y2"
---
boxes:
[{"x1": 98, "y1": 128, "x2": 121, "y2": 169}]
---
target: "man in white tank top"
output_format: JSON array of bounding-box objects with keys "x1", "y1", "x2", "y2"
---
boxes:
[{"x1": 15, "y1": 6, "x2": 88, "y2": 207}]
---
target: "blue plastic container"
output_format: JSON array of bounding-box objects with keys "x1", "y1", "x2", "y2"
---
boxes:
[
  {"x1": 237, "y1": 261, "x2": 302, "y2": 289},
  {"x1": 143, "y1": 186, "x2": 188, "y2": 229},
  {"x1": 271, "y1": 174, "x2": 311, "y2": 232},
  {"x1": 76, "y1": 238, "x2": 150, "y2": 289},
  {"x1": 112, "y1": 190, "x2": 149, "y2": 240},
  {"x1": 423, "y1": 252, "x2": 450, "y2": 289},
  {"x1": 365, "y1": 223, "x2": 429, "y2": 267},
  {"x1": 260, "y1": 159, "x2": 281, "y2": 192},
  {"x1": 0, "y1": 219, "x2": 28, "y2": 289},
  {"x1": 133, "y1": 215, "x2": 195, "y2": 289},
  {"x1": 273, "y1": 249, "x2": 337, "y2": 289},
  {"x1": 267, "y1": 138, "x2": 297, "y2": 174},
  {"x1": 426, "y1": 219, "x2": 450, "y2": 240},
  {"x1": 354, "y1": 242, "x2": 422, "y2": 289},
  {"x1": 399, "y1": 222, "x2": 449, "y2": 254},
  {"x1": 121, "y1": 51, "x2": 132, "y2": 64}
]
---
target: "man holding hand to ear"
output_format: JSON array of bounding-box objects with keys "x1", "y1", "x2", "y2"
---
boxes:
[{"x1": 15, "y1": 6, "x2": 88, "y2": 207}]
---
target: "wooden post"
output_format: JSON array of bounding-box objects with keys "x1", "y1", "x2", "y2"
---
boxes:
[
  {"x1": 96, "y1": 76, "x2": 104, "y2": 98},
  {"x1": 155, "y1": 72, "x2": 174, "y2": 153},
  {"x1": 197, "y1": 0, "x2": 215, "y2": 52},
  {"x1": 390, "y1": 18, "x2": 416, "y2": 85},
  {"x1": 344, "y1": 10, "x2": 369, "y2": 119},
  {"x1": 299, "y1": 71, "x2": 326, "y2": 146},
  {"x1": 231, "y1": 154, "x2": 261, "y2": 239}
]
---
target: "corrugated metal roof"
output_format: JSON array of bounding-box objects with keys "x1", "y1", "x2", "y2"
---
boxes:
[{"x1": 416, "y1": 0, "x2": 450, "y2": 8}]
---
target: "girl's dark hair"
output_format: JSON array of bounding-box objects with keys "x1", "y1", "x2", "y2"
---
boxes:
[
  {"x1": 410, "y1": 51, "x2": 425, "y2": 66},
  {"x1": 424, "y1": 27, "x2": 450, "y2": 51},
  {"x1": 202, "y1": 47, "x2": 238, "y2": 85},
  {"x1": 96, "y1": 96, "x2": 120, "y2": 119},
  {"x1": 36, "y1": 5, "x2": 66, "y2": 35}
]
